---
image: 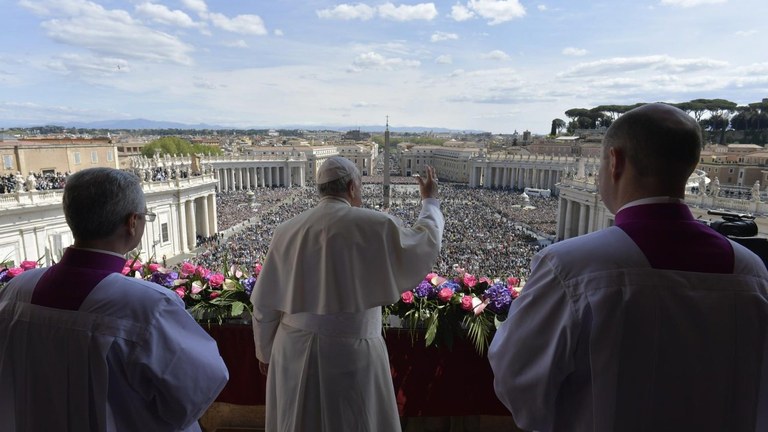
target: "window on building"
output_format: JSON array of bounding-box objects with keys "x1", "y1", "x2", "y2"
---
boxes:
[
  {"x1": 73, "y1": 152, "x2": 81, "y2": 165},
  {"x1": 161, "y1": 223, "x2": 169, "y2": 243},
  {"x1": 107, "y1": 151, "x2": 114, "y2": 161},
  {"x1": 91, "y1": 151, "x2": 98, "y2": 163},
  {"x1": 739, "y1": 171, "x2": 744, "y2": 178},
  {"x1": 3, "y1": 155, "x2": 12, "y2": 170}
]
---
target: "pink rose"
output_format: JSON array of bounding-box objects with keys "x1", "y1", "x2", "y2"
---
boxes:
[
  {"x1": 195, "y1": 265, "x2": 210, "y2": 279},
  {"x1": 401, "y1": 291, "x2": 414, "y2": 304},
  {"x1": 148, "y1": 263, "x2": 160, "y2": 273},
  {"x1": 174, "y1": 287, "x2": 186, "y2": 298},
  {"x1": 507, "y1": 276, "x2": 520, "y2": 287},
  {"x1": 180, "y1": 262, "x2": 196, "y2": 276},
  {"x1": 20, "y1": 260, "x2": 37, "y2": 270},
  {"x1": 208, "y1": 273, "x2": 225, "y2": 287},
  {"x1": 209, "y1": 291, "x2": 220, "y2": 299},
  {"x1": 438, "y1": 287, "x2": 453, "y2": 302},
  {"x1": 463, "y1": 273, "x2": 477, "y2": 288},
  {"x1": 509, "y1": 287, "x2": 520, "y2": 299},
  {"x1": 190, "y1": 281, "x2": 204, "y2": 294},
  {"x1": 130, "y1": 260, "x2": 142, "y2": 271},
  {"x1": 426, "y1": 272, "x2": 438, "y2": 281},
  {"x1": 253, "y1": 263, "x2": 263, "y2": 276},
  {"x1": 479, "y1": 277, "x2": 493, "y2": 285},
  {"x1": 121, "y1": 266, "x2": 131, "y2": 275},
  {"x1": 7, "y1": 267, "x2": 23, "y2": 278},
  {"x1": 461, "y1": 295, "x2": 473, "y2": 311}
]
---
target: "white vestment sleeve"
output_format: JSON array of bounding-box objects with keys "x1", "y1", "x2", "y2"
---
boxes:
[
  {"x1": 128, "y1": 295, "x2": 229, "y2": 430},
  {"x1": 252, "y1": 307, "x2": 282, "y2": 363},
  {"x1": 487, "y1": 250, "x2": 580, "y2": 431}
]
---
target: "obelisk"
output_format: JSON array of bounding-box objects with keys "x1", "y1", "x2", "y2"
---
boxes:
[{"x1": 383, "y1": 116, "x2": 391, "y2": 208}]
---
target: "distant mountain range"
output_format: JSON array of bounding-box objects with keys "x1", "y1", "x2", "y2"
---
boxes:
[{"x1": 1, "y1": 118, "x2": 486, "y2": 134}]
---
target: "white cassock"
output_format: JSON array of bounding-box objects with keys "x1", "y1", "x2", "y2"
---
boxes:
[
  {"x1": 251, "y1": 196, "x2": 444, "y2": 432},
  {"x1": 0, "y1": 265, "x2": 229, "y2": 431},
  {"x1": 488, "y1": 203, "x2": 768, "y2": 432}
]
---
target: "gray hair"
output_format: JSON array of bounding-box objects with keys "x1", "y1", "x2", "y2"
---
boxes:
[
  {"x1": 318, "y1": 173, "x2": 357, "y2": 197},
  {"x1": 63, "y1": 168, "x2": 145, "y2": 241}
]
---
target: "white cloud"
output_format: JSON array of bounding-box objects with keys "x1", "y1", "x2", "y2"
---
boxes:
[
  {"x1": 559, "y1": 55, "x2": 729, "y2": 77},
  {"x1": 349, "y1": 51, "x2": 421, "y2": 72},
  {"x1": 274, "y1": 29, "x2": 284, "y2": 37},
  {"x1": 435, "y1": 54, "x2": 453, "y2": 64},
  {"x1": 537, "y1": 4, "x2": 547, "y2": 11},
  {"x1": 562, "y1": 47, "x2": 587, "y2": 56},
  {"x1": 23, "y1": 0, "x2": 195, "y2": 65},
  {"x1": 431, "y1": 31, "x2": 459, "y2": 42},
  {"x1": 208, "y1": 12, "x2": 267, "y2": 35},
  {"x1": 46, "y1": 53, "x2": 128, "y2": 76},
  {"x1": 451, "y1": 0, "x2": 526, "y2": 25},
  {"x1": 735, "y1": 29, "x2": 757, "y2": 37},
  {"x1": 181, "y1": 0, "x2": 208, "y2": 14},
  {"x1": 135, "y1": 3, "x2": 198, "y2": 28},
  {"x1": 450, "y1": 4, "x2": 475, "y2": 21},
  {"x1": 482, "y1": 50, "x2": 510, "y2": 61},
  {"x1": 660, "y1": 0, "x2": 727, "y2": 7},
  {"x1": 377, "y1": 2, "x2": 438, "y2": 21},
  {"x1": 316, "y1": 3, "x2": 376, "y2": 20},
  {"x1": 223, "y1": 40, "x2": 248, "y2": 48}
]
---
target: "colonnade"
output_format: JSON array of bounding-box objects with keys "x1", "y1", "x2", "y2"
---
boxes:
[
  {"x1": 213, "y1": 164, "x2": 305, "y2": 192},
  {"x1": 174, "y1": 193, "x2": 217, "y2": 253},
  {"x1": 470, "y1": 165, "x2": 563, "y2": 190}
]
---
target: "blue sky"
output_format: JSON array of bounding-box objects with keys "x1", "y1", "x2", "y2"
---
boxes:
[{"x1": 1, "y1": 0, "x2": 766, "y2": 134}]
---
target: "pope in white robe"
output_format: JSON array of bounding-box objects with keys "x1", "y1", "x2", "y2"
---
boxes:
[{"x1": 250, "y1": 157, "x2": 443, "y2": 431}]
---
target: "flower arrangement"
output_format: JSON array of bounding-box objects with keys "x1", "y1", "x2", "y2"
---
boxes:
[
  {"x1": 384, "y1": 265, "x2": 523, "y2": 355},
  {"x1": 0, "y1": 260, "x2": 39, "y2": 287},
  {"x1": 123, "y1": 256, "x2": 259, "y2": 323}
]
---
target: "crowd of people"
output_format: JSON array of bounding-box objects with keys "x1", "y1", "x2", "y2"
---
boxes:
[
  {"x1": 189, "y1": 182, "x2": 559, "y2": 280},
  {"x1": 0, "y1": 171, "x2": 69, "y2": 193}
]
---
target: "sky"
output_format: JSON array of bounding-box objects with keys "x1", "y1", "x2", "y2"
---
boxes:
[{"x1": 1, "y1": 0, "x2": 767, "y2": 134}]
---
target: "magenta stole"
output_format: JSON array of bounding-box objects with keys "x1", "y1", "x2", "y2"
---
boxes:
[
  {"x1": 614, "y1": 203, "x2": 734, "y2": 274},
  {"x1": 31, "y1": 248, "x2": 127, "y2": 310}
]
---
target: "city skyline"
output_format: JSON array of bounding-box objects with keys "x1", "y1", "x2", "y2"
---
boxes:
[{"x1": 1, "y1": 0, "x2": 766, "y2": 134}]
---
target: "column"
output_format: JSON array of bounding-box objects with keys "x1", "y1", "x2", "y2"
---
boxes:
[
  {"x1": 178, "y1": 199, "x2": 188, "y2": 253},
  {"x1": 578, "y1": 203, "x2": 588, "y2": 236},
  {"x1": 185, "y1": 199, "x2": 196, "y2": 249},
  {"x1": 299, "y1": 165, "x2": 305, "y2": 187},
  {"x1": 564, "y1": 199, "x2": 574, "y2": 239},
  {"x1": 244, "y1": 167, "x2": 251, "y2": 190},
  {"x1": 200, "y1": 196, "x2": 210, "y2": 237},
  {"x1": 267, "y1": 166, "x2": 273, "y2": 187},
  {"x1": 237, "y1": 168, "x2": 244, "y2": 190},
  {"x1": 207, "y1": 193, "x2": 218, "y2": 235}
]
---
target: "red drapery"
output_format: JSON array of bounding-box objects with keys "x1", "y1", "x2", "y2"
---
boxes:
[{"x1": 204, "y1": 324, "x2": 511, "y2": 417}]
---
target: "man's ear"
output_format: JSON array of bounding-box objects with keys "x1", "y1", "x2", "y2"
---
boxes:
[
  {"x1": 127, "y1": 212, "x2": 139, "y2": 237},
  {"x1": 610, "y1": 146, "x2": 625, "y2": 182}
]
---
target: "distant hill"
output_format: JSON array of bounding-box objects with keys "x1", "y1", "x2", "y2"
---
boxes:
[{"x1": 0, "y1": 118, "x2": 485, "y2": 134}]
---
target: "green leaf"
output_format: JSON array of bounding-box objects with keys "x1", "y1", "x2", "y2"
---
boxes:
[
  {"x1": 424, "y1": 312, "x2": 439, "y2": 347},
  {"x1": 231, "y1": 301, "x2": 244, "y2": 317}
]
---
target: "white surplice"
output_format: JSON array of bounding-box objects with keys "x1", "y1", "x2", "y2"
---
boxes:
[
  {"x1": 488, "y1": 218, "x2": 768, "y2": 432},
  {"x1": 250, "y1": 196, "x2": 444, "y2": 432},
  {"x1": 0, "y1": 269, "x2": 229, "y2": 432}
]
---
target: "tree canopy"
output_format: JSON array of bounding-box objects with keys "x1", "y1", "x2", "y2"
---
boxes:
[{"x1": 141, "y1": 136, "x2": 222, "y2": 158}]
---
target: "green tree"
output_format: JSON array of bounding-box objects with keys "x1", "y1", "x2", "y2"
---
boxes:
[
  {"x1": 550, "y1": 118, "x2": 566, "y2": 136},
  {"x1": 141, "y1": 136, "x2": 221, "y2": 157}
]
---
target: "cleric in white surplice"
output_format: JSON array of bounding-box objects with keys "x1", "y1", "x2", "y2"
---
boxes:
[
  {"x1": 0, "y1": 168, "x2": 228, "y2": 431},
  {"x1": 250, "y1": 157, "x2": 444, "y2": 431},
  {"x1": 488, "y1": 103, "x2": 768, "y2": 432}
]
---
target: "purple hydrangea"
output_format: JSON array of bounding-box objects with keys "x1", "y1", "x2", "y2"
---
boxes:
[
  {"x1": 414, "y1": 280, "x2": 434, "y2": 298},
  {"x1": 242, "y1": 276, "x2": 257, "y2": 296},
  {"x1": 440, "y1": 280, "x2": 461, "y2": 293},
  {"x1": 0, "y1": 269, "x2": 9, "y2": 283},
  {"x1": 483, "y1": 282, "x2": 513, "y2": 314},
  {"x1": 151, "y1": 271, "x2": 179, "y2": 288}
]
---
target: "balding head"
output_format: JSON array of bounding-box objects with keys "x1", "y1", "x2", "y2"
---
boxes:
[
  {"x1": 604, "y1": 103, "x2": 702, "y2": 183},
  {"x1": 598, "y1": 103, "x2": 702, "y2": 211}
]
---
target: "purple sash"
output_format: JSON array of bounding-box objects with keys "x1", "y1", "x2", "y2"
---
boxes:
[
  {"x1": 615, "y1": 203, "x2": 734, "y2": 274},
  {"x1": 31, "y1": 248, "x2": 127, "y2": 311}
]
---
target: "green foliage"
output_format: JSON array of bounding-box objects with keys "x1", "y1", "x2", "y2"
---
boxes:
[{"x1": 141, "y1": 136, "x2": 222, "y2": 157}]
